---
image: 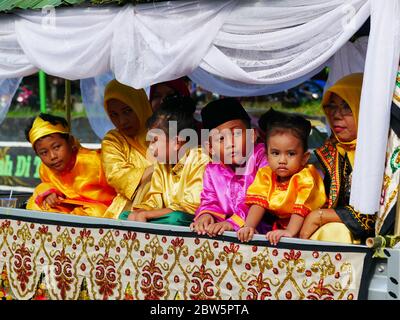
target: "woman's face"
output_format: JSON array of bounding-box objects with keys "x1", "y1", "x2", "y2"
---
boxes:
[
  {"x1": 324, "y1": 93, "x2": 357, "y2": 142},
  {"x1": 107, "y1": 99, "x2": 140, "y2": 138}
]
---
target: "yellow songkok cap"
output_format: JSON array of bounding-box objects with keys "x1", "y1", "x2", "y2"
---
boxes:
[{"x1": 28, "y1": 116, "x2": 70, "y2": 146}]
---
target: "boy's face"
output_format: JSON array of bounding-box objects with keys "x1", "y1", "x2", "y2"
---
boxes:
[
  {"x1": 34, "y1": 133, "x2": 74, "y2": 173},
  {"x1": 107, "y1": 99, "x2": 140, "y2": 138},
  {"x1": 267, "y1": 132, "x2": 309, "y2": 182},
  {"x1": 209, "y1": 119, "x2": 255, "y2": 166}
]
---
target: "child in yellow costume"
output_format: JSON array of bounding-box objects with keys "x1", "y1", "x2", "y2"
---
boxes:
[
  {"x1": 238, "y1": 111, "x2": 326, "y2": 245},
  {"x1": 26, "y1": 113, "x2": 116, "y2": 217},
  {"x1": 102, "y1": 79, "x2": 154, "y2": 219},
  {"x1": 120, "y1": 96, "x2": 210, "y2": 226}
]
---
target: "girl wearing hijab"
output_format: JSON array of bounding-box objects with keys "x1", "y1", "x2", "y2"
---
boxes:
[
  {"x1": 300, "y1": 73, "x2": 375, "y2": 244},
  {"x1": 102, "y1": 79, "x2": 154, "y2": 219}
]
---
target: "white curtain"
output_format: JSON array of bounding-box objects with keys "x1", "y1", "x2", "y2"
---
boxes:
[
  {"x1": 1, "y1": 0, "x2": 369, "y2": 87},
  {"x1": 0, "y1": 78, "x2": 22, "y2": 128},
  {"x1": 189, "y1": 64, "x2": 325, "y2": 97},
  {"x1": 350, "y1": 0, "x2": 400, "y2": 214},
  {"x1": 325, "y1": 36, "x2": 368, "y2": 90},
  {"x1": 80, "y1": 72, "x2": 115, "y2": 139},
  {"x1": 0, "y1": 16, "x2": 37, "y2": 78},
  {"x1": 189, "y1": 36, "x2": 369, "y2": 97},
  {"x1": 198, "y1": 0, "x2": 369, "y2": 85}
]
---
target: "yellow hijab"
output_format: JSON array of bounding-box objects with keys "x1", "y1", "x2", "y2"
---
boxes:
[
  {"x1": 104, "y1": 79, "x2": 153, "y2": 156},
  {"x1": 322, "y1": 73, "x2": 363, "y2": 167}
]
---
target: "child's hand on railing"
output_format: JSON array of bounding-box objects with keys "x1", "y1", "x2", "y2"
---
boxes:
[
  {"x1": 206, "y1": 221, "x2": 233, "y2": 237},
  {"x1": 190, "y1": 213, "x2": 214, "y2": 235},
  {"x1": 266, "y1": 229, "x2": 294, "y2": 246},
  {"x1": 237, "y1": 225, "x2": 256, "y2": 242}
]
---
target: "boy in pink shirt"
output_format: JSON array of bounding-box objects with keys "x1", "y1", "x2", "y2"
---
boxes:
[{"x1": 191, "y1": 98, "x2": 269, "y2": 237}]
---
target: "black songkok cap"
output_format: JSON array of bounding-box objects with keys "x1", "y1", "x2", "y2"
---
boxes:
[{"x1": 201, "y1": 98, "x2": 251, "y2": 130}]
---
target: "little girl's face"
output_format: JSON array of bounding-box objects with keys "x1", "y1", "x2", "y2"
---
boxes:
[
  {"x1": 266, "y1": 132, "x2": 309, "y2": 182},
  {"x1": 147, "y1": 129, "x2": 182, "y2": 164},
  {"x1": 34, "y1": 133, "x2": 74, "y2": 173}
]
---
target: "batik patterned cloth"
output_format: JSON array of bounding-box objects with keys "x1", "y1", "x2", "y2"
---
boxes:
[
  {"x1": 0, "y1": 210, "x2": 372, "y2": 300},
  {"x1": 376, "y1": 65, "x2": 400, "y2": 235}
]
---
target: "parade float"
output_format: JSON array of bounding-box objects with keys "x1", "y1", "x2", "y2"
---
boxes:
[{"x1": 0, "y1": 0, "x2": 399, "y2": 300}]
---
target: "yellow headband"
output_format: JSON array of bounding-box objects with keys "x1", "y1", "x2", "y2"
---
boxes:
[{"x1": 29, "y1": 116, "x2": 69, "y2": 146}]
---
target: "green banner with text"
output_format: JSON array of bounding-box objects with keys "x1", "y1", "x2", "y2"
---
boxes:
[{"x1": 0, "y1": 146, "x2": 41, "y2": 188}]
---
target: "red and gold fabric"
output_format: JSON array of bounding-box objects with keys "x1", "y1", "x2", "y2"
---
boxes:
[{"x1": 0, "y1": 211, "x2": 372, "y2": 300}]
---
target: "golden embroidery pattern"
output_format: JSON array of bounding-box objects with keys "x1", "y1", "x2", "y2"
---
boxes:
[
  {"x1": 345, "y1": 206, "x2": 376, "y2": 232},
  {"x1": 0, "y1": 218, "x2": 368, "y2": 300}
]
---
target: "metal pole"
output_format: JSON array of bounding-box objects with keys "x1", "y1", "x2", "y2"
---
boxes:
[
  {"x1": 394, "y1": 189, "x2": 400, "y2": 235},
  {"x1": 65, "y1": 79, "x2": 71, "y2": 129},
  {"x1": 39, "y1": 70, "x2": 47, "y2": 113}
]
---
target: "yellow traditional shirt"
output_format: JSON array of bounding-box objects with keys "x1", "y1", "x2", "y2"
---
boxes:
[
  {"x1": 246, "y1": 165, "x2": 326, "y2": 227},
  {"x1": 27, "y1": 147, "x2": 116, "y2": 217},
  {"x1": 133, "y1": 147, "x2": 210, "y2": 214},
  {"x1": 102, "y1": 129, "x2": 153, "y2": 219}
]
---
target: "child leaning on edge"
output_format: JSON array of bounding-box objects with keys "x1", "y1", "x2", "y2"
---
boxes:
[
  {"x1": 238, "y1": 111, "x2": 326, "y2": 245},
  {"x1": 26, "y1": 113, "x2": 116, "y2": 217},
  {"x1": 191, "y1": 98, "x2": 270, "y2": 237}
]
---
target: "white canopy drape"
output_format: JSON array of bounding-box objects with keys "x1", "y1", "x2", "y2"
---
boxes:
[
  {"x1": 1, "y1": 0, "x2": 370, "y2": 86},
  {"x1": 0, "y1": 0, "x2": 399, "y2": 215},
  {"x1": 350, "y1": 0, "x2": 400, "y2": 214}
]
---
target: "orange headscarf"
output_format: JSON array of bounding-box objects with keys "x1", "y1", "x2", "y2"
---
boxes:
[
  {"x1": 104, "y1": 79, "x2": 153, "y2": 156},
  {"x1": 322, "y1": 73, "x2": 363, "y2": 167}
]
